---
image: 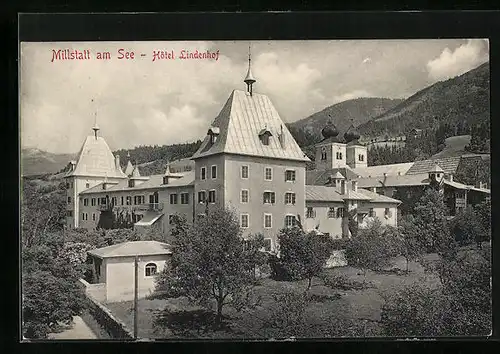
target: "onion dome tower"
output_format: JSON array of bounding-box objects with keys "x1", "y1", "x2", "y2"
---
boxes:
[
  {"x1": 321, "y1": 117, "x2": 340, "y2": 141},
  {"x1": 343, "y1": 119, "x2": 361, "y2": 144}
]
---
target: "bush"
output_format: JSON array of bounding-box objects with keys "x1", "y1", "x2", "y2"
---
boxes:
[
  {"x1": 266, "y1": 290, "x2": 310, "y2": 336},
  {"x1": 330, "y1": 238, "x2": 350, "y2": 251},
  {"x1": 320, "y1": 273, "x2": 371, "y2": 291}
]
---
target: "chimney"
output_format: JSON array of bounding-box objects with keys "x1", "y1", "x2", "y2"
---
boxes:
[
  {"x1": 352, "y1": 180, "x2": 358, "y2": 192},
  {"x1": 448, "y1": 174, "x2": 453, "y2": 182},
  {"x1": 397, "y1": 171, "x2": 401, "y2": 176},
  {"x1": 340, "y1": 180, "x2": 346, "y2": 195},
  {"x1": 115, "y1": 154, "x2": 121, "y2": 170}
]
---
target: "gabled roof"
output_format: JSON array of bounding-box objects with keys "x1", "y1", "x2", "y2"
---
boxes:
[
  {"x1": 65, "y1": 136, "x2": 127, "y2": 178},
  {"x1": 305, "y1": 185, "x2": 401, "y2": 204},
  {"x1": 88, "y1": 241, "x2": 172, "y2": 259},
  {"x1": 352, "y1": 162, "x2": 415, "y2": 178},
  {"x1": 428, "y1": 164, "x2": 445, "y2": 173},
  {"x1": 191, "y1": 90, "x2": 309, "y2": 162},
  {"x1": 306, "y1": 167, "x2": 359, "y2": 185},
  {"x1": 406, "y1": 157, "x2": 461, "y2": 175},
  {"x1": 356, "y1": 173, "x2": 430, "y2": 188},
  {"x1": 80, "y1": 170, "x2": 195, "y2": 194}
]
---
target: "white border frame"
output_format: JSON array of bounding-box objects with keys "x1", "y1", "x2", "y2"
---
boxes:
[{"x1": 264, "y1": 213, "x2": 272, "y2": 229}]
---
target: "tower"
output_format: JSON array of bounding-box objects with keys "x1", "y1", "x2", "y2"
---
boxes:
[
  {"x1": 315, "y1": 118, "x2": 347, "y2": 170},
  {"x1": 344, "y1": 120, "x2": 367, "y2": 169}
]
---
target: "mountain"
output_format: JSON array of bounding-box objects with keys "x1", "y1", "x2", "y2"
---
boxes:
[
  {"x1": 287, "y1": 97, "x2": 404, "y2": 145},
  {"x1": 21, "y1": 148, "x2": 76, "y2": 176},
  {"x1": 357, "y1": 62, "x2": 490, "y2": 138}
]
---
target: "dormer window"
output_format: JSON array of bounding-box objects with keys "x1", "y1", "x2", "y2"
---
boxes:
[
  {"x1": 259, "y1": 128, "x2": 273, "y2": 146},
  {"x1": 128, "y1": 180, "x2": 134, "y2": 188},
  {"x1": 208, "y1": 127, "x2": 219, "y2": 145}
]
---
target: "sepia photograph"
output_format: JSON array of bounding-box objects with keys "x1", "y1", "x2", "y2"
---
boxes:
[{"x1": 20, "y1": 38, "x2": 491, "y2": 340}]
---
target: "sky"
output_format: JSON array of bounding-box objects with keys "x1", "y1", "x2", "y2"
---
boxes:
[{"x1": 20, "y1": 39, "x2": 489, "y2": 154}]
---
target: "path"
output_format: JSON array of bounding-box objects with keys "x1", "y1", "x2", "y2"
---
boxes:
[{"x1": 48, "y1": 316, "x2": 97, "y2": 339}]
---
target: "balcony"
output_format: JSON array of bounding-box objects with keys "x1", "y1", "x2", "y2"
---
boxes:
[{"x1": 136, "y1": 202, "x2": 164, "y2": 212}]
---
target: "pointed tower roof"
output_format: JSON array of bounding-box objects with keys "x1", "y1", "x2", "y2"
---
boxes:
[
  {"x1": 124, "y1": 152, "x2": 134, "y2": 176},
  {"x1": 131, "y1": 165, "x2": 141, "y2": 178},
  {"x1": 244, "y1": 45, "x2": 256, "y2": 95},
  {"x1": 164, "y1": 160, "x2": 172, "y2": 176},
  {"x1": 66, "y1": 127, "x2": 127, "y2": 178},
  {"x1": 191, "y1": 90, "x2": 309, "y2": 162}
]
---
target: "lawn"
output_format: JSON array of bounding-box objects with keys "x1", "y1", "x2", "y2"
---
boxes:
[{"x1": 105, "y1": 253, "x2": 443, "y2": 339}]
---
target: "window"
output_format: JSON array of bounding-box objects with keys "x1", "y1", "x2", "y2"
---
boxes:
[
  {"x1": 261, "y1": 134, "x2": 270, "y2": 145},
  {"x1": 285, "y1": 215, "x2": 296, "y2": 228},
  {"x1": 170, "y1": 194, "x2": 178, "y2": 205},
  {"x1": 285, "y1": 170, "x2": 296, "y2": 182},
  {"x1": 265, "y1": 167, "x2": 273, "y2": 181},
  {"x1": 82, "y1": 213, "x2": 86, "y2": 221},
  {"x1": 328, "y1": 207, "x2": 335, "y2": 218},
  {"x1": 241, "y1": 165, "x2": 249, "y2": 179},
  {"x1": 306, "y1": 207, "x2": 316, "y2": 218},
  {"x1": 67, "y1": 196, "x2": 71, "y2": 203},
  {"x1": 385, "y1": 208, "x2": 392, "y2": 219},
  {"x1": 263, "y1": 191, "x2": 276, "y2": 204},
  {"x1": 321, "y1": 147, "x2": 327, "y2": 161},
  {"x1": 91, "y1": 198, "x2": 96, "y2": 206},
  {"x1": 121, "y1": 196, "x2": 124, "y2": 205},
  {"x1": 263, "y1": 238, "x2": 272, "y2": 252},
  {"x1": 181, "y1": 193, "x2": 190, "y2": 204},
  {"x1": 336, "y1": 152, "x2": 343, "y2": 160},
  {"x1": 92, "y1": 213, "x2": 96, "y2": 221},
  {"x1": 66, "y1": 182, "x2": 70, "y2": 189},
  {"x1": 169, "y1": 215, "x2": 174, "y2": 224},
  {"x1": 67, "y1": 210, "x2": 73, "y2": 217},
  {"x1": 83, "y1": 198, "x2": 89, "y2": 206},
  {"x1": 211, "y1": 165, "x2": 217, "y2": 179},
  {"x1": 208, "y1": 190, "x2": 216, "y2": 203},
  {"x1": 126, "y1": 196, "x2": 131, "y2": 205},
  {"x1": 358, "y1": 154, "x2": 364, "y2": 162},
  {"x1": 241, "y1": 189, "x2": 249, "y2": 203},
  {"x1": 201, "y1": 166, "x2": 206, "y2": 180},
  {"x1": 111, "y1": 197, "x2": 117, "y2": 206},
  {"x1": 241, "y1": 214, "x2": 249, "y2": 228},
  {"x1": 198, "y1": 191, "x2": 206, "y2": 204},
  {"x1": 145, "y1": 263, "x2": 157, "y2": 277},
  {"x1": 128, "y1": 180, "x2": 134, "y2": 188},
  {"x1": 336, "y1": 208, "x2": 345, "y2": 218},
  {"x1": 285, "y1": 192, "x2": 296, "y2": 205},
  {"x1": 369, "y1": 208, "x2": 375, "y2": 217},
  {"x1": 86, "y1": 183, "x2": 90, "y2": 189},
  {"x1": 264, "y1": 214, "x2": 272, "y2": 228}
]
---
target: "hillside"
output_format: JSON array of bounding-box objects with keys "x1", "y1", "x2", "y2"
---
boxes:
[
  {"x1": 21, "y1": 148, "x2": 76, "y2": 176},
  {"x1": 287, "y1": 97, "x2": 403, "y2": 146},
  {"x1": 358, "y1": 62, "x2": 490, "y2": 137},
  {"x1": 431, "y1": 135, "x2": 471, "y2": 159}
]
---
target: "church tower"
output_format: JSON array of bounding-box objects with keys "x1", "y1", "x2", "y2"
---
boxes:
[
  {"x1": 344, "y1": 121, "x2": 367, "y2": 169},
  {"x1": 315, "y1": 118, "x2": 347, "y2": 170}
]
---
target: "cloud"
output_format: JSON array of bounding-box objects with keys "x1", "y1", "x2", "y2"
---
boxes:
[
  {"x1": 426, "y1": 39, "x2": 489, "y2": 81},
  {"x1": 332, "y1": 90, "x2": 373, "y2": 104}
]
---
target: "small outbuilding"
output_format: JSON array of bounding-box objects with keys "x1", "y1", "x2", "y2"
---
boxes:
[{"x1": 86, "y1": 241, "x2": 172, "y2": 303}]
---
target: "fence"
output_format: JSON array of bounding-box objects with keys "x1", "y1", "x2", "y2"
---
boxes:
[{"x1": 79, "y1": 279, "x2": 134, "y2": 339}]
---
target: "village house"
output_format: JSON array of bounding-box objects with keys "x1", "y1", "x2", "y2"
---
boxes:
[{"x1": 83, "y1": 241, "x2": 172, "y2": 303}]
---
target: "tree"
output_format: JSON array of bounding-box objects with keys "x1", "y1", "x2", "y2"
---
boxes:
[
  {"x1": 347, "y1": 209, "x2": 358, "y2": 238},
  {"x1": 474, "y1": 198, "x2": 491, "y2": 245},
  {"x1": 397, "y1": 215, "x2": 425, "y2": 273},
  {"x1": 275, "y1": 227, "x2": 334, "y2": 290},
  {"x1": 381, "y1": 246, "x2": 491, "y2": 336},
  {"x1": 154, "y1": 206, "x2": 258, "y2": 328},
  {"x1": 23, "y1": 270, "x2": 86, "y2": 339},
  {"x1": 450, "y1": 206, "x2": 484, "y2": 246},
  {"x1": 413, "y1": 188, "x2": 455, "y2": 255},
  {"x1": 344, "y1": 219, "x2": 399, "y2": 280}
]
